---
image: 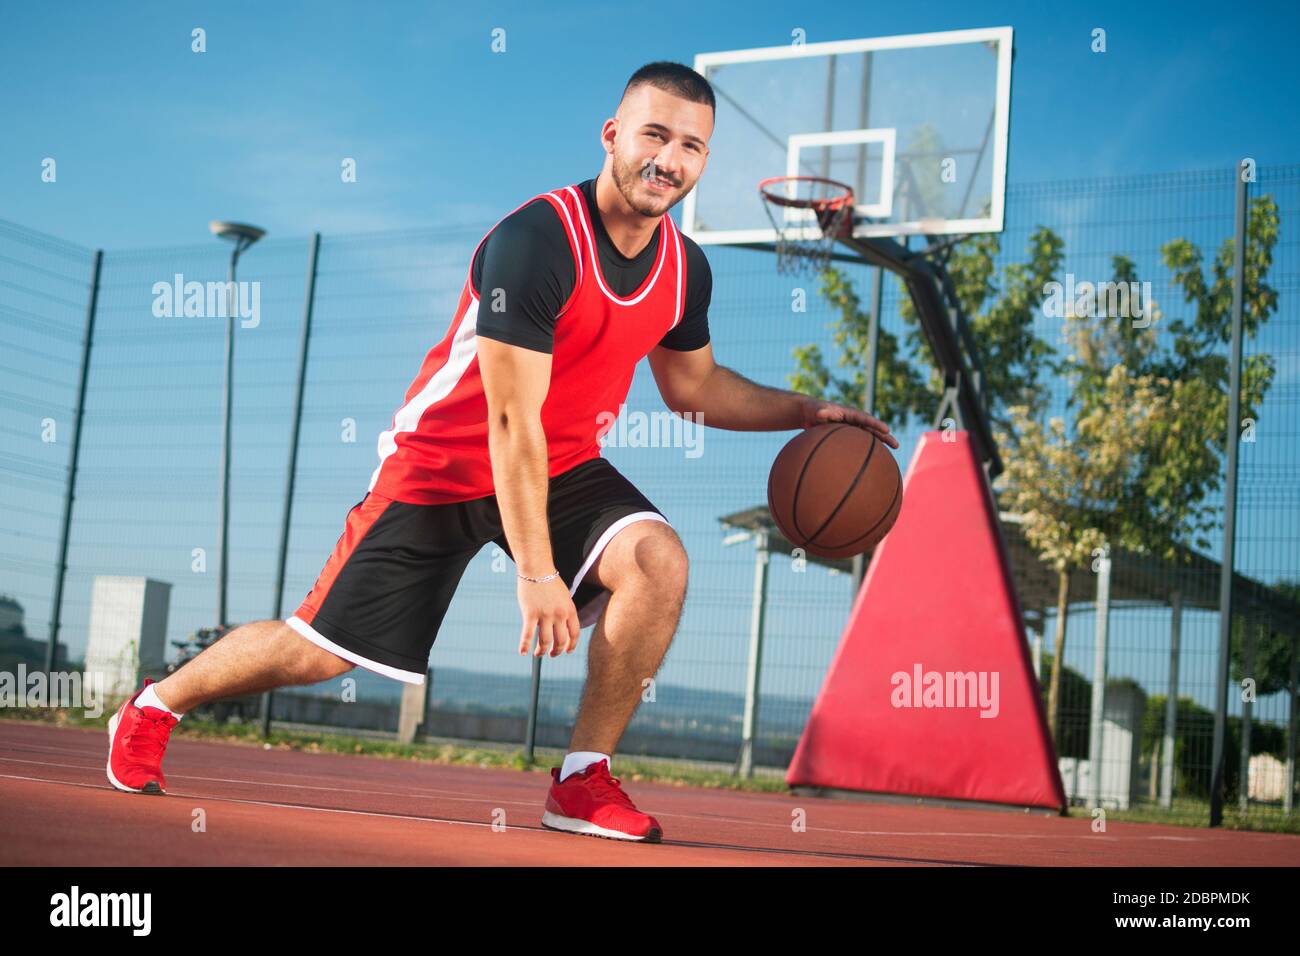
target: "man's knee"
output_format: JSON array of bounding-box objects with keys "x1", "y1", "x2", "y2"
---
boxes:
[
  {"x1": 273, "y1": 620, "x2": 354, "y2": 682},
  {"x1": 307, "y1": 649, "x2": 356, "y2": 682},
  {"x1": 613, "y1": 523, "x2": 689, "y2": 594}
]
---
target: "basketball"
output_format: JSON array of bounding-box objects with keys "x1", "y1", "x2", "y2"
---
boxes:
[{"x1": 766, "y1": 423, "x2": 902, "y2": 559}]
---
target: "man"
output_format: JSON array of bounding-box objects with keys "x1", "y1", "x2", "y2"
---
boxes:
[{"x1": 107, "y1": 61, "x2": 897, "y2": 843}]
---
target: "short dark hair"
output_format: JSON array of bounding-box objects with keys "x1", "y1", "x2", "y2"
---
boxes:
[{"x1": 622, "y1": 61, "x2": 715, "y2": 112}]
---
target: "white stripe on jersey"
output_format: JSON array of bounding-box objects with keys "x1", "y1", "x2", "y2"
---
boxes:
[{"x1": 369, "y1": 295, "x2": 482, "y2": 492}]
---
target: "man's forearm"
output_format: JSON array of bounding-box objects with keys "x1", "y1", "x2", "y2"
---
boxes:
[
  {"x1": 680, "y1": 365, "x2": 812, "y2": 431},
  {"x1": 486, "y1": 415, "x2": 556, "y2": 576}
]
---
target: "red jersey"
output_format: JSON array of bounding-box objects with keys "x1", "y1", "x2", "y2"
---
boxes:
[{"x1": 368, "y1": 183, "x2": 688, "y2": 504}]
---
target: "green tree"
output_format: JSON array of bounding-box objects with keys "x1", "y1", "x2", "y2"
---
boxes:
[
  {"x1": 787, "y1": 268, "x2": 931, "y2": 429},
  {"x1": 999, "y1": 195, "x2": 1282, "y2": 737},
  {"x1": 1067, "y1": 197, "x2": 1279, "y2": 557},
  {"x1": 788, "y1": 226, "x2": 1064, "y2": 429},
  {"x1": 998, "y1": 359, "x2": 1176, "y2": 737},
  {"x1": 917, "y1": 228, "x2": 1064, "y2": 425},
  {"x1": 1229, "y1": 579, "x2": 1300, "y2": 698}
]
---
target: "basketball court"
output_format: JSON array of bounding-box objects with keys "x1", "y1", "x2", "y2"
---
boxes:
[
  {"x1": 4, "y1": 20, "x2": 1297, "y2": 907},
  {"x1": 4, "y1": 721, "x2": 1295, "y2": 866}
]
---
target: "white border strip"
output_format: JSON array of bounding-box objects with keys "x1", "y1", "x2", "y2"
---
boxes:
[
  {"x1": 695, "y1": 25, "x2": 1013, "y2": 65},
  {"x1": 687, "y1": 217, "x2": 1003, "y2": 244},
  {"x1": 569, "y1": 511, "x2": 670, "y2": 628},
  {"x1": 287, "y1": 615, "x2": 426, "y2": 685}
]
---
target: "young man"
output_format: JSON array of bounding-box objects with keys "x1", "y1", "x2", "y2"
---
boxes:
[{"x1": 106, "y1": 62, "x2": 897, "y2": 843}]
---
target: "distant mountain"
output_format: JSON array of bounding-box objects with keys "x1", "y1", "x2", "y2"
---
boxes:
[{"x1": 285, "y1": 664, "x2": 815, "y2": 740}]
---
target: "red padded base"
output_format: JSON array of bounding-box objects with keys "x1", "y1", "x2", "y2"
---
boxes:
[{"x1": 786, "y1": 431, "x2": 1066, "y2": 811}]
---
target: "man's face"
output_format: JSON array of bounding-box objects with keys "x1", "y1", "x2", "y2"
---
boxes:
[{"x1": 605, "y1": 84, "x2": 712, "y2": 218}]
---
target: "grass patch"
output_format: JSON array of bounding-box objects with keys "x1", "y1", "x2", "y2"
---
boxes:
[{"x1": 1062, "y1": 799, "x2": 1300, "y2": 835}]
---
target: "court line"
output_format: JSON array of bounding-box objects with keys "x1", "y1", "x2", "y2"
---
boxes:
[
  {"x1": 0, "y1": 755, "x2": 538, "y2": 805},
  {"x1": 0, "y1": 772, "x2": 895, "y2": 864},
  {"x1": 0, "y1": 757, "x2": 1242, "y2": 844},
  {"x1": 0, "y1": 771, "x2": 528, "y2": 833}
]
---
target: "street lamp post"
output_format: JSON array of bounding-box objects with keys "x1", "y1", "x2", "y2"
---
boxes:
[{"x1": 208, "y1": 221, "x2": 265, "y2": 629}]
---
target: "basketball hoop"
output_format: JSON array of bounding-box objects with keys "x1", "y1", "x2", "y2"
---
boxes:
[{"x1": 758, "y1": 176, "x2": 855, "y2": 276}]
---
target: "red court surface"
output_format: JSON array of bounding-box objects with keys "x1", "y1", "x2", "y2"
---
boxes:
[{"x1": 2, "y1": 720, "x2": 1297, "y2": 867}]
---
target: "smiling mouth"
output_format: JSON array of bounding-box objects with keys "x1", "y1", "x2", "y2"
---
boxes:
[{"x1": 644, "y1": 177, "x2": 677, "y2": 192}]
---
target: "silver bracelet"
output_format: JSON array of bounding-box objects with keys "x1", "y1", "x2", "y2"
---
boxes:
[{"x1": 517, "y1": 569, "x2": 560, "y2": 584}]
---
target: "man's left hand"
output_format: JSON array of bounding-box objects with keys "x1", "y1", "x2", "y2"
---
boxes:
[{"x1": 800, "y1": 398, "x2": 900, "y2": 449}]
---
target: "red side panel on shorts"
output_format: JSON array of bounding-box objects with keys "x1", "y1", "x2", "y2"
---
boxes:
[{"x1": 294, "y1": 494, "x2": 393, "y2": 625}]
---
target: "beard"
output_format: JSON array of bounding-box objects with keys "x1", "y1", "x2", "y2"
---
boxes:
[{"x1": 611, "y1": 152, "x2": 687, "y2": 217}]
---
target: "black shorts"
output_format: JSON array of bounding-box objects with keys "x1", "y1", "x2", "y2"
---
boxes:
[{"x1": 288, "y1": 456, "x2": 669, "y2": 684}]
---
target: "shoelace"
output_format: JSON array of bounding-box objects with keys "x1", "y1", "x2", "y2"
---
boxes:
[
  {"x1": 583, "y1": 767, "x2": 637, "y2": 809},
  {"x1": 124, "y1": 709, "x2": 173, "y2": 763}
]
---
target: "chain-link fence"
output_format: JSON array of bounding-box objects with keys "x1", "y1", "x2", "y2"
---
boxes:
[
  {"x1": 996, "y1": 165, "x2": 1300, "y2": 824},
  {"x1": 1, "y1": 164, "x2": 1296, "y2": 823}
]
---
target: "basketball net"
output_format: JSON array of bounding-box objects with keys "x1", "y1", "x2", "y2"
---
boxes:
[{"x1": 759, "y1": 176, "x2": 855, "y2": 276}]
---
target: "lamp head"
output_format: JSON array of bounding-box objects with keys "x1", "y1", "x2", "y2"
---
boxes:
[{"x1": 209, "y1": 221, "x2": 266, "y2": 244}]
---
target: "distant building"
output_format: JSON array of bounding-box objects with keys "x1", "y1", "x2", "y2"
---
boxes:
[
  {"x1": 0, "y1": 594, "x2": 24, "y2": 634},
  {"x1": 1057, "y1": 683, "x2": 1148, "y2": 810},
  {"x1": 1248, "y1": 753, "x2": 1289, "y2": 803},
  {"x1": 0, "y1": 593, "x2": 73, "y2": 670},
  {"x1": 83, "y1": 577, "x2": 171, "y2": 699}
]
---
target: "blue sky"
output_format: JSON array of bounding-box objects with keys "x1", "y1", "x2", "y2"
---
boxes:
[
  {"x1": 2, "y1": 1, "x2": 1297, "y2": 734},
  {"x1": 3, "y1": 0, "x2": 1299, "y2": 247}
]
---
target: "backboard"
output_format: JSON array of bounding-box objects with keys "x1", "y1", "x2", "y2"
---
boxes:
[{"x1": 683, "y1": 27, "x2": 1013, "y2": 244}]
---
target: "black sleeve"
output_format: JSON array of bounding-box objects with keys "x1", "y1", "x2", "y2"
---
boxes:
[
  {"x1": 472, "y1": 199, "x2": 576, "y2": 354},
  {"x1": 658, "y1": 237, "x2": 712, "y2": 351}
]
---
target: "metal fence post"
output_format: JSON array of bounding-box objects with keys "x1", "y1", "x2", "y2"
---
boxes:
[
  {"x1": 46, "y1": 249, "x2": 102, "y2": 674},
  {"x1": 1160, "y1": 590, "x2": 1182, "y2": 809},
  {"x1": 1238, "y1": 621, "x2": 1257, "y2": 811},
  {"x1": 1287, "y1": 632, "x2": 1298, "y2": 815},
  {"x1": 1087, "y1": 551, "x2": 1112, "y2": 809},
  {"x1": 736, "y1": 529, "x2": 771, "y2": 778},
  {"x1": 1210, "y1": 165, "x2": 1249, "y2": 828},
  {"x1": 261, "y1": 232, "x2": 321, "y2": 738},
  {"x1": 217, "y1": 255, "x2": 235, "y2": 627},
  {"x1": 524, "y1": 653, "x2": 541, "y2": 763}
]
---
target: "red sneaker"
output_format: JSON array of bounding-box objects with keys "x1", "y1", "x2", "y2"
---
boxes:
[
  {"x1": 541, "y1": 759, "x2": 663, "y2": 842},
  {"x1": 106, "y1": 679, "x2": 178, "y2": 795}
]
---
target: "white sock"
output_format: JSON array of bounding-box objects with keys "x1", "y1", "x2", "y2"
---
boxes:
[
  {"x1": 560, "y1": 751, "x2": 610, "y2": 782},
  {"x1": 136, "y1": 684, "x2": 184, "y2": 719}
]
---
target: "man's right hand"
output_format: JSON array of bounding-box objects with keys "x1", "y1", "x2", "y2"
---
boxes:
[{"x1": 517, "y1": 574, "x2": 582, "y2": 657}]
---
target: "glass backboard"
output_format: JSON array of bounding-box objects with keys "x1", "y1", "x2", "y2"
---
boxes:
[{"x1": 683, "y1": 27, "x2": 1014, "y2": 243}]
